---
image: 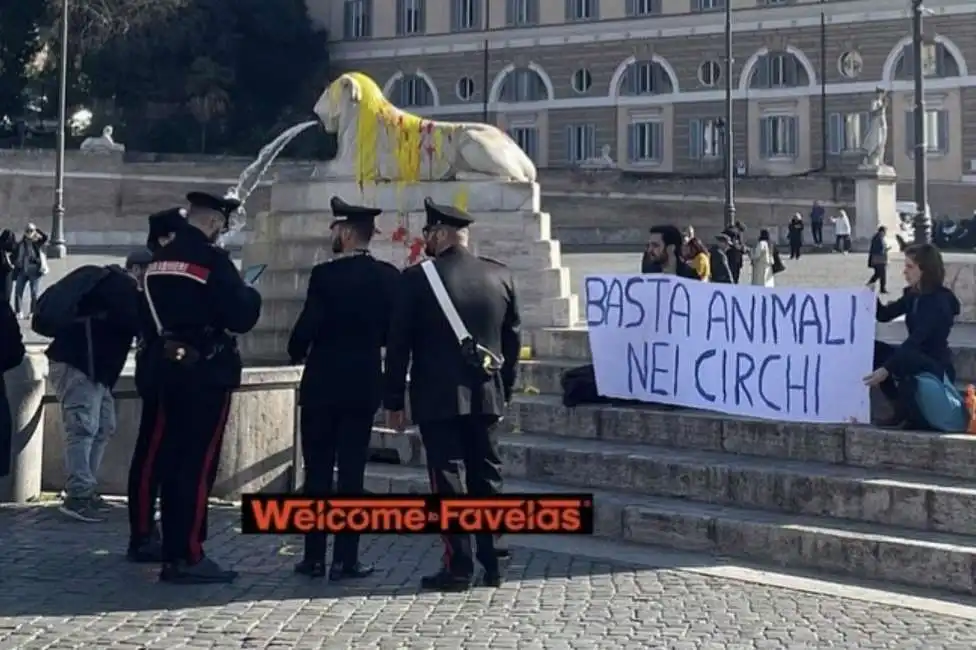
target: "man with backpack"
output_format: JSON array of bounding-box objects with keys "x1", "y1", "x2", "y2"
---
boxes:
[{"x1": 37, "y1": 249, "x2": 151, "y2": 521}]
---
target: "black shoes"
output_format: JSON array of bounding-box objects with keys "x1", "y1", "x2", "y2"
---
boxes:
[
  {"x1": 294, "y1": 560, "x2": 375, "y2": 581},
  {"x1": 481, "y1": 570, "x2": 504, "y2": 588},
  {"x1": 127, "y1": 539, "x2": 163, "y2": 564},
  {"x1": 160, "y1": 557, "x2": 238, "y2": 584},
  {"x1": 329, "y1": 561, "x2": 375, "y2": 581},
  {"x1": 294, "y1": 560, "x2": 327, "y2": 578}
]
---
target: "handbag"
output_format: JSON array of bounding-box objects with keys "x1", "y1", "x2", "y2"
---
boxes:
[
  {"x1": 771, "y1": 248, "x2": 785, "y2": 274},
  {"x1": 869, "y1": 254, "x2": 886, "y2": 266},
  {"x1": 420, "y1": 260, "x2": 503, "y2": 382}
]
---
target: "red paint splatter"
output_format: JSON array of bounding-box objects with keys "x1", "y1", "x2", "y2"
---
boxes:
[
  {"x1": 391, "y1": 226, "x2": 408, "y2": 243},
  {"x1": 407, "y1": 237, "x2": 425, "y2": 264}
]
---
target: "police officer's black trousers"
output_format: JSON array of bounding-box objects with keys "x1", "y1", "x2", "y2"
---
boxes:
[
  {"x1": 300, "y1": 405, "x2": 374, "y2": 566},
  {"x1": 127, "y1": 394, "x2": 163, "y2": 546},
  {"x1": 157, "y1": 384, "x2": 232, "y2": 564},
  {"x1": 419, "y1": 415, "x2": 502, "y2": 577}
]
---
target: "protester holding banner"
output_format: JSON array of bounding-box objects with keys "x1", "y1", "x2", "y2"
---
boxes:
[
  {"x1": 865, "y1": 243, "x2": 961, "y2": 427},
  {"x1": 641, "y1": 225, "x2": 700, "y2": 279}
]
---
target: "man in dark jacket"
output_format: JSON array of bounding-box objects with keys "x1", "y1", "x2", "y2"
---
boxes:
[
  {"x1": 641, "y1": 225, "x2": 700, "y2": 279},
  {"x1": 723, "y1": 226, "x2": 745, "y2": 283},
  {"x1": 142, "y1": 191, "x2": 261, "y2": 584},
  {"x1": 287, "y1": 197, "x2": 400, "y2": 580},
  {"x1": 48, "y1": 250, "x2": 149, "y2": 522},
  {"x1": 709, "y1": 234, "x2": 734, "y2": 284},
  {"x1": 0, "y1": 299, "x2": 26, "y2": 479},
  {"x1": 384, "y1": 199, "x2": 521, "y2": 592}
]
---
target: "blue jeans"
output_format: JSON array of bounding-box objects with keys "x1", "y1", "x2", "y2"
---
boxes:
[
  {"x1": 14, "y1": 272, "x2": 40, "y2": 316},
  {"x1": 50, "y1": 362, "x2": 117, "y2": 499}
]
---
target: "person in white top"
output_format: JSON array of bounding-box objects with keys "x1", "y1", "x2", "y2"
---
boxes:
[
  {"x1": 750, "y1": 229, "x2": 775, "y2": 287},
  {"x1": 831, "y1": 209, "x2": 852, "y2": 254}
]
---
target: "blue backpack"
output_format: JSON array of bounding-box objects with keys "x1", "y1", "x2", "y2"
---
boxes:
[{"x1": 911, "y1": 372, "x2": 967, "y2": 432}]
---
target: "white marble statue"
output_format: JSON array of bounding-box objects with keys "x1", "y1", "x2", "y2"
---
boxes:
[
  {"x1": 80, "y1": 125, "x2": 125, "y2": 153},
  {"x1": 578, "y1": 144, "x2": 615, "y2": 169},
  {"x1": 313, "y1": 72, "x2": 536, "y2": 183},
  {"x1": 861, "y1": 88, "x2": 888, "y2": 168}
]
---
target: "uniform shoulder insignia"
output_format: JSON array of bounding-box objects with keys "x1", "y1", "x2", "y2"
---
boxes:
[{"x1": 478, "y1": 255, "x2": 507, "y2": 267}]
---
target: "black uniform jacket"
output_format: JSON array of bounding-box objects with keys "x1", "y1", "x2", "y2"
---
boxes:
[
  {"x1": 141, "y1": 226, "x2": 261, "y2": 389},
  {"x1": 383, "y1": 246, "x2": 521, "y2": 423},
  {"x1": 287, "y1": 252, "x2": 400, "y2": 411},
  {"x1": 0, "y1": 299, "x2": 25, "y2": 478}
]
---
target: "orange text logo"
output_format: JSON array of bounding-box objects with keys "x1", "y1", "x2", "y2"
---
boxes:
[{"x1": 240, "y1": 494, "x2": 593, "y2": 535}]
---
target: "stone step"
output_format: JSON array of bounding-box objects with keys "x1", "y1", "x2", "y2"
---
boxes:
[
  {"x1": 362, "y1": 463, "x2": 976, "y2": 595},
  {"x1": 368, "y1": 427, "x2": 976, "y2": 536},
  {"x1": 503, "y1": 393, "x2": 976, "y2": 480},
  {"x1": 529, "y1": 322, "x2": 976, "y2": 383}
]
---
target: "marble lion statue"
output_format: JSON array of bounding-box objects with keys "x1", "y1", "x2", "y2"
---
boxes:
[{"x1": 313, "y1": 72, "x2": 537, "y2": 183}]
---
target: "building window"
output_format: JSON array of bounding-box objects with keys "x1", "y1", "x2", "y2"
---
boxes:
[
  {"x1": 905, "y1": 109, "x2": 950, "y2": 155},
  {"x1": 571, "y1": 69, "x2": 592, "y2": 94},
  {"x1": 392, "y1": 75, "x2": 434, "y2": 107},
  {"x1": 749, "y1": 52, "x2": 809, "y2": 89},
  {"x1": 759, "y1": 115, "x2": 798, "y2": 159},
  {"x1": 456, "y1": 77, "x2": 475, "y2": 101},
  {"x1": 396, "y1": 0, "x2": 425, "y2": 35},
  {"x1": 343, "y1": 0, "x2": 371, "y2": 39},
  {"x1": 689, "y1": 118, "x2": 721, "y2": 160},
  {"x1": 621, "y1": 61, "x2": 674, "y2": 95},
  {"x1": 627, "y1": 120, "x2": 663, "y2": 164},
  {"x1": 698, "y1": 60, "x2": 721, "y2": 87},
  {"x1": 499, "y1": 68, "x2": 547, "y2": 102},
  {"x1": 566, "y1": 124, "x2": 596, "y2": 163},
  {"x1": 566, "y1": 0, "x2": 599, "y2": 21},
  {"x1": 894, "y1": 43, "x2": 960, "y2": 79},
  {"x1": 451, "y1": 0, "x2": 482, "y2": 31},
  {"x1": 762, "y1": 0, "x2": 789, "y2": 5},
  {"x1": 507, "y1": 126, "x2": 539, "y2": 162},
  {"x1": 505, "y1": 0, "x2": 539, "y2": 26},
  {"x1": 626, "y1": 0, "x2": 661, "y2": 15},
  {"x1": 692, "y1": 0, "x2": 724, "y2": 11},
  {"x1": 827, "y1": 112, "x2": 868, "y2": 155}
]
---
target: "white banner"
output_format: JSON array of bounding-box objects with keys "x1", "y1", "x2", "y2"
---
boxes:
[{"x1": 584, "y1": 275, "x2": 876, "y2": 424}]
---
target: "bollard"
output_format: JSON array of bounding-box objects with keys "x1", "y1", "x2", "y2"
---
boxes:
[{"x1": 0, "y1": 351, "x2": 48, "y2": 503}]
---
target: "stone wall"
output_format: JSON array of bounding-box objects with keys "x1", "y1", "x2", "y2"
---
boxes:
[{"x1": 1, "y1": 149, "x2": 974, "y2": 249}]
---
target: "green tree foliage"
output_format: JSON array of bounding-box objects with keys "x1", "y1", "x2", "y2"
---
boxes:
[
  {"x1": 80, "y1": 0, "x2": 331, "y2": 155},
  {"x1": 0, "y1": 1, "x2": 47, "y2": 119}
]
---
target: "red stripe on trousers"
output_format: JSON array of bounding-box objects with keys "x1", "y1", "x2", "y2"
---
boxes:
[
  {"x1": 426, "y1": 466, "x2": 452, "y2": 567},
  {"x1": 187, "y1": 394, "x2": 231, "y2": 563},
  {"x1": 137, "y1": 401, "x2": 166, "y2": 537}
]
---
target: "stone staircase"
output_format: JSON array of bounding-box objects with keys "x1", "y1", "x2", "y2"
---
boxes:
[{"x1": 364, "y1": 324, "x2": 976, "y2": 595}]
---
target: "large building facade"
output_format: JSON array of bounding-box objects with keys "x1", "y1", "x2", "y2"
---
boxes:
[{"x1": 306, "y1": 0, "x2": 976, "y2": 184}]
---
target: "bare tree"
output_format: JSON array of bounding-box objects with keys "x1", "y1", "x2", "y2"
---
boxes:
[{"x1": 49, "y1": 0, "x2": 189, "y2": 47}]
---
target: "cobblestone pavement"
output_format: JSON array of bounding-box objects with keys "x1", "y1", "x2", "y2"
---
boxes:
[{"x1": 3, "y1": 502, "x2": 976, "y2": 649}]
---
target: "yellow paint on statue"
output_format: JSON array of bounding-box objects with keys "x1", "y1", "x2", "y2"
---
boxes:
[
  {"x1": 335, "y1": 72, "x2": 444, "y2": 185},
  {"x1": 452, "y1": 186, "x2": 469, "y2": 212}
]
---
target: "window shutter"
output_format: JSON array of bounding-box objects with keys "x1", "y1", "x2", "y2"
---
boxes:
[
  {"x1": 396, "y1": 0, "x2": 405, "y2": 34},
  {"x1": 418, "y1": 0, "x2": 426, "y2": 33},
  {"x1": 565, "y1": 0, "x2": 573, "y2": 19},
  {"x1": 788, "y1": 117, "x2": 799, "y2": 157},
  {"x1": 759, "y1": 117, "x2": 770, "y2": 158},
  {"x1": 651, "y1": 123, "x2": 663, "y2": 160},
  {"x1": 592, "y1": 0, "x2": 600, "y2": 19},
  {"x1": 827, "y1": 113, "x2": 841, "y2": 155},
  {"x1": 473, "y1": 0, "x2": 482, "y2": 28},
  {"x1": 626, "y1": 0, "x2": 636, "y2": 15},
  {"x1": 905, "y1": 110, "x2": 915, "y2": 155},
  {"x1": 754, "y1": 57, "x2": 769, "y2": 89},
  {"x1": 692, "y1": 0, "x2": 701, "y2": 11},
  {"x1": 857, "y1": 111, "x2": 869, "y2": 146},
  {"x1": 624, "y1": 64, "x2": 637, "y2": 96},
  {"x1": 627, "y1": 124, "x2": 638, "y2": 162},
  {"x1": 364, "y1": 0, "x2": 373, "y2": 35},
  {"x1": 689, "y1": 119, "x2": 702, "y2": 159},
  {"x1": 783, "y1": 55, "x2": 797, "y2": 87},
  {"x1": 528, "y1": 0, "x2": 539, "y2": 23},
  {"x1": 901, "y1": 46, "x2": 914, "y2": 78},
  {"x1": 587, "y1": 125, "x2": 596, "y2": 159},
  {"x1": 528, "y1": 128, "x2": 538, "y2": 161},
  {"x1": 344, "y1": 1, "x2": 353, "y2": 37},
  {"x1": 938, "y1": 110, "x2": 949, "y2": 153},
  {"x1": 450, "y1": 0, "x2": 459, "y2": 30},
  {"x1": 566, "y1": 126, "x2": 576, "y2": 162},
  {"x1": 505, "y1": 0, "x2": 515, "y2": 24},
  {"x1": 652, "y1": 0, "x2": 661, "y2": 12}
]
